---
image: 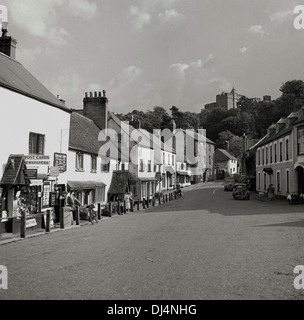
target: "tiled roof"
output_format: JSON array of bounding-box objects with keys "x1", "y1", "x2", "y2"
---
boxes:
[
  {"x1": 0, "y1": 52, "x2": 70, "y2": 112},
  {"x1": 69, "y1": 112, "x2": 123, "y2": 160},
  {"x1": 1, "y1": 154, "x2": 26, "y2": 186},
  {"x1": 255, "y1": 126, "x2": 292, "y2": 148},
  {"x1": 215, "y1": 149, "x2": 236, "y2": 162},
  {"x1": 69, "y1": 112, "x2": 102, "y2": 154}
]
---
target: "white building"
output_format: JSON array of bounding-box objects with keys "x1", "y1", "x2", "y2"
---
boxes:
[{"x1": 0, "y1": 32, "x2": 71, "y2": 230}]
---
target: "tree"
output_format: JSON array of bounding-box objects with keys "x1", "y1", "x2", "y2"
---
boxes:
[{"x1": 216, "y1": 130, "x2": 243, "y2": 159}]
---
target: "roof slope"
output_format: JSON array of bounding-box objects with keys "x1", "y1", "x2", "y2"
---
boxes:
[
  {"x1": 0, "y1": 52, "x2": 69, "y2": 112},
  {"x1": 69, "y1": 112, "x2": 102, "y2": 154},
  {"x1": 69, "y1": 112, "x2": 124, "y2": 160},
  {"x1": 1, "y1": 154, "x2": 26, "y2": 186},
  {"x1": 215, "y1": 148, "x2": 236, "y2": 162}
]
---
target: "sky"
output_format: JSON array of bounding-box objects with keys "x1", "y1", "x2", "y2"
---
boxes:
[{"x1": 1, "y1": 0, "x2": 304, "y2": 113}]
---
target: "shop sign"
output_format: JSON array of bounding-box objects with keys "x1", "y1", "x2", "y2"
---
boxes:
[
  {"x1": 26, "y1": 219, "x2": 37, "y2": 228},
  {"x1": 54, "y1": 153, "x2": 67, "y2": 173},
  {"x1": 50, "y1": 192, "x2": 57, "y2": 206},
  {"x1": 25, "y1": 155, "x2": 50, "y2": 166},
  {"x1": 24, "y1": 169, "x2": 38, "y2": 179}
]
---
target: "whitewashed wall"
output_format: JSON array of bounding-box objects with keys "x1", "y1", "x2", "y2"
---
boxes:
[{"x1": 0, "y1": 87, "x2": 70, "y2": 183}]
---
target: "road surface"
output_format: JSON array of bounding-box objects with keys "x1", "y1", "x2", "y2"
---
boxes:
[{"x1": 0, "y1": 181, "x2": 303, "y2": 300}]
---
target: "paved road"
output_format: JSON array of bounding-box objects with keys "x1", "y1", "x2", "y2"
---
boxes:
[{"x1": 0, "y1": 182, "x2": 303, "y2": 300}]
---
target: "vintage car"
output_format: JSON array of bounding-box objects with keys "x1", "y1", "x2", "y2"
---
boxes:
[
  {"x1": 224, "y1": 178, "x2": 235, "y2": 191},
  {"x1": 232, "y1": 183, "x2": 250, "y2": 200}
]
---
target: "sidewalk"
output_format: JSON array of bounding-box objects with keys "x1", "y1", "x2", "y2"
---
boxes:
[
  {"x1": 0, "y1": 216, "x2": 110, "y2": 246},
  {"x1": 251, "y1": 191, "x2": 287, "y2": 203}
]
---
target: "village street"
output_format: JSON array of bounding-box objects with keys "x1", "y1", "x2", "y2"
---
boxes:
[{"x1": 0, "y1": 181, "x2": 303, "y2": 300}]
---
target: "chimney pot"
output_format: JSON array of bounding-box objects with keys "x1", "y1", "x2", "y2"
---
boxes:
[
  {"x1": 90, "y1": 92, "x2": 93, "y2": 97},
  {"x1": 98, "y1": 92, "x2": 102, "y2": 97},
  {"x1": 85, "y1": 92, "x2": 88, "y2": 98},
  {"x1": 94, "y1": 91, "x2": 97, "y2": 97}
]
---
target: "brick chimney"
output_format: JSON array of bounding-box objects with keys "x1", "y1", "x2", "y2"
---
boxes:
[
  {"x1": 0, "y1": 23, "x2": 17, "y2": 59},
  {"x1": 83, "y1": 90, "x2": 108, "y2": 130}
]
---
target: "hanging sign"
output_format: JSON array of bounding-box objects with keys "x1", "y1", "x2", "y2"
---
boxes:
[{"x1": 54, "y1": 153, "x2": 67, "y2": 173}]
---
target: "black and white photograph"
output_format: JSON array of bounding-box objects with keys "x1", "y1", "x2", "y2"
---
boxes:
[{"x1": 0, "y1": 0, "x2": 304, "y2": 306}]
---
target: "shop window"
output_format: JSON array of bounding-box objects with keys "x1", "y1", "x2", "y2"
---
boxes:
[
  {"x1": 29, "y1": 132, "x2": 45, "y2": 155},
  {"x1": 132, "y1": 186, "x2": 137, "y2": 197},
  {"x1": 76, "y1": 152, "x2": 84, "y2": 171},
  {"x1": 91, "y1": 155, "x2": 97, "y2": 173}
]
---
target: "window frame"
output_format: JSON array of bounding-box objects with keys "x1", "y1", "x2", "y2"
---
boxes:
[{"x1": 29, "y1": 132, "x2": 45, "y2": 155}]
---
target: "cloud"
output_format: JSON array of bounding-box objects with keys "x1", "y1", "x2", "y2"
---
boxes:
[
  {"x1": 129, "y1": 5, "x2": 151, "y2": 30},
  {"x1": 249, "y1": 24, "x2": 264, "y2": 35},
  {"x1": 158, "y1": 9, "x2": 184, "y2": 22},
  {"x1": 46, "y1": 72, "x2": 83, "y2": 106},
  {"x1": 66, "y1": 0, "x2": 97, "y2": 20},
  {"x1": 9, "y1": 0, "x2": 97, "y2": 45},
  {"x1": 269, "y1": 9, "x2": 293, "y2": 22},
  {"x1": 240, "y1": 47, "x2": 247, "y2": 54}
]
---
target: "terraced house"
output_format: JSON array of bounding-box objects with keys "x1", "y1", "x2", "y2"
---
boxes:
[{"x1": 256, "y1": 108, "x2": 304, "y2": 196}]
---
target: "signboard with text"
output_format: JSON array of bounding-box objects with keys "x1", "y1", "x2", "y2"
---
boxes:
[
  {"x1": 24, "y1": 169, "x2": 38, "y2": 180},
  {"x1": 25, "y1": 155, "x2": 50, "y2": 166},
  {"x1": 54, "y1": 153, "x2": 67, "y2": 173}
]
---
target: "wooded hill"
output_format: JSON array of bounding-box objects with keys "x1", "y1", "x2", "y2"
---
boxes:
[{"x1": 116, "y1": 80, "x2": 304, "y2": 159}]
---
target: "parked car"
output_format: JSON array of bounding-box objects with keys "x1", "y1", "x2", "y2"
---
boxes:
[
  {"x1": 224, "y1": 178, "x2": 235, "y2": 191},
  {"x1": 232, "y1": 183, "x2": 250, "y2": 200}
]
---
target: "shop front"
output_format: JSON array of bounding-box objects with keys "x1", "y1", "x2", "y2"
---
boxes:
[
  {"x1": 0, "y1": 155, "x2": 59, "y2": 235},
  {"x1": 177, "y1": 171, "x2": 191, "y2": 187}
]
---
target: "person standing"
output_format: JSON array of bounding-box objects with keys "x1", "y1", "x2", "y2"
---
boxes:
[{"x1": 267, "y1": 184, "x2": 275, "y2": 201}]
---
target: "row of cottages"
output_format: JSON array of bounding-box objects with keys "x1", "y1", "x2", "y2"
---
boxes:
[
  {"x1": 255, "y1": 108, "x2": 304, "y2": 197},
  {"x1": 73, "y1": 92, "x2": 178, "y2": 202}
]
